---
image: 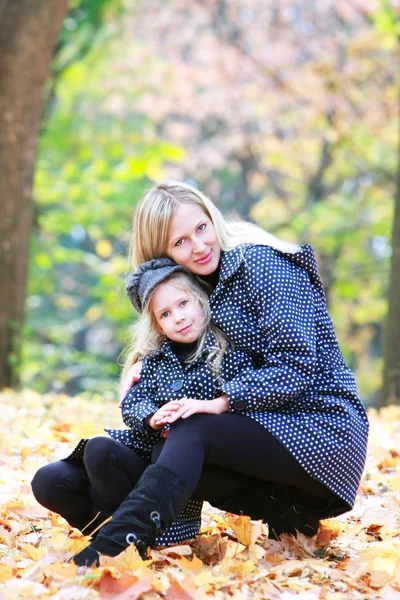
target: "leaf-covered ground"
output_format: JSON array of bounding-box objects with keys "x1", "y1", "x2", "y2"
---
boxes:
[{"x1": 1, "y1": 390, "x2": 400, "y2": 599}]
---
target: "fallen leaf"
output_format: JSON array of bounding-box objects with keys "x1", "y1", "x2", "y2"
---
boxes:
[
  {"x1": 0, "y1": 565, "x2": 14, "y2": 583},
  {"x1": 165, "y1": 573, "x2": 196, "y2": 599},
  {"x1": 178, "y1": 554, "x2": 204, "y2": 575},
  {"x1": 316, "y1": 519, "x2": 341, "y2": 548},
  {"x1": 220, "y1": 557, "x2": 256, "y2": 577},
  {"x1": 98, "y1": 571, "x2": 138, "y2": 596}
]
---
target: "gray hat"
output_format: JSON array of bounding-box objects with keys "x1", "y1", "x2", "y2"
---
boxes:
[{"x1": 126, "y1": 258, "x2": 192, "y2": 312}]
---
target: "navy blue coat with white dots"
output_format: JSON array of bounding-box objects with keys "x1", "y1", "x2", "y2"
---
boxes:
[
  {"x1": 107, "y1": 332, "x2": 254, "y2": 459},
  {"x1": 104, "y1": 332, "x2": 254, "y2": 546},
  {"x1": 204, "y1": 243, "x2": 369, "y2": 511}
]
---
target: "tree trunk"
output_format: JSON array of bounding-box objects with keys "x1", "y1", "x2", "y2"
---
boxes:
[
  {"x1": 0, "y1": 0, "x2": 68, "y2": 388},
  {"x1": 382, "y1": 121, "x2": 400, "y2": 405}
]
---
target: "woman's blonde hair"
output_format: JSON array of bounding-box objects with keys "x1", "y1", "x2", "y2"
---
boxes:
[
  {"x1": 120, "y1": 271, "x2": 231, "y2": 390},
  {"x1": 129, "y1": 181, "x2": 299, "y2": 269}
]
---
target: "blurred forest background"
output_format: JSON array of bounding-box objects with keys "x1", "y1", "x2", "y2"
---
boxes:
[{"x1": 1, "y1": 0, "x2": 399, "y2": 406}]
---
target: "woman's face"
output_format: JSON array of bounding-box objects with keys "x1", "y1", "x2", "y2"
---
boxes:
[{"x1": 166, "y1": 203, "x2": 221, "y2": 275}]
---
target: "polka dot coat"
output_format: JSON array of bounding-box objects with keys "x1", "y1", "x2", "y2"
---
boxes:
[
  {"x1": 108, "y1": 332, "x2": 254, "y2": 459},
  {"x1": 209, "y1": 243, "x2": 369, "y2": 512},
  {"x1": 63, "y1": 332, "x2": 254, "y2": 546}
]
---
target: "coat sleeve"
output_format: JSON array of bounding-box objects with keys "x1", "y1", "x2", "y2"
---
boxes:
[
  {"x1": 218, "y1": 350, "x2": 255, "y2": 393},
  {"x1": 222, "y1": 245, "x2": 317, "y2": 412},
  {"x1": 120, "y1": 359, "x2": 161, "y2": 438}
]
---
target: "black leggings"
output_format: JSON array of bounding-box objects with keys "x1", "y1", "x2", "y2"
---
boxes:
[
  {"x1": 154, "y1": 413, "x2": 329, "y2": 499},
  {"x1": 31, "y1": 414, "x2": 333, "y2": 531}
]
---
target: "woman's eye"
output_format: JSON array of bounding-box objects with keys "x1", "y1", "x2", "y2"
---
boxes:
[{"x1": 198, "y1": 224, "x2": 206, "y2": 231}]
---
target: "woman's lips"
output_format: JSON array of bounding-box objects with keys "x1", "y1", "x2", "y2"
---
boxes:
[{"x1": 194, "y1": 250, "x2": 212, "y2": 264}]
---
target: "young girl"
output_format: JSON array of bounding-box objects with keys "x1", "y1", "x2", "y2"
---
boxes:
[
  {"x1": 109, "y1": 256, "x2": 254, "y2": 463},
  {"x1": 32, "y1": 256, "x2": 255, "y2": 561}
]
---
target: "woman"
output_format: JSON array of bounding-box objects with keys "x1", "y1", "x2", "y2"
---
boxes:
[{"x1": 73, "y1": 181, "x2": 368, "y2": 566}]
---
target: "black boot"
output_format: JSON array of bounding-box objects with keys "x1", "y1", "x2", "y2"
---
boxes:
[
  {"x1": 73, "y1": 464, "x2": 188, "y2": 566},
  {"x1": 218, "y1": 479, "x2": 320, "y2": 540},
  {"x1": 267, "y1": 498, "x2": 320, "y2": 540}
]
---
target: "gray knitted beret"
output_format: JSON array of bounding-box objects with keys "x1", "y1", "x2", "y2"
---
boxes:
[{"x1": 126, "y1": 258, "x2": 193, "y2": 312}]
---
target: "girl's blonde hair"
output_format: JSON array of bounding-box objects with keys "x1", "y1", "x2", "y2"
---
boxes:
[
  {"x1": 120, "y1": 271, "x2": 231, "y2": 390},
  {"x1": 129, "y1": 181, "x2": 299, "y2": 269}
]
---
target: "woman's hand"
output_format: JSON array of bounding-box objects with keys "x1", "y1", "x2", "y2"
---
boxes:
[
  {"x1": 147, "y1": 401, "x2": 183, "y2": 430},
  {"x1": 167, "y1": 395, "x2": 229, "y2": 423},
  {"x1": 119, "y1": 361, "x2": 143, "y2": 407}
]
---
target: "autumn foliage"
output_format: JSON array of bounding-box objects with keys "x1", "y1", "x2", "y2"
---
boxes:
[{"x1": 1, "y1": 390, "x2": 400, "y2": 598}]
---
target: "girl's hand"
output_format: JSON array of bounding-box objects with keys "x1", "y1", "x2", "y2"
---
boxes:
[
  {"x1": 167, "y1": 395, "x2": 229, "y2": 423},
  {"x1": 119, "y1": 361, "x2": 143, "y2": 407},
  {"x1": 148, "y1": 401, "x2": 183, "y2": 430}
]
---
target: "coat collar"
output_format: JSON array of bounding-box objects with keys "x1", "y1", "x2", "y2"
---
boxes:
[
  {"x1": 219, "y1": 243, "x2": 325, "y2": 301},
  {"x1": 219, "y1": 245, "x2": 247, "y2": 282},
  {"x1": 151, "y1": 330, "x2": 217, "y2": 363}
]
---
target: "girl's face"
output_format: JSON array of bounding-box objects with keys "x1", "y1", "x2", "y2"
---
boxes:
[
  {"x1": 166, "y1": 203, "x2": 221, "y2": 275},
  {"x1": 150, "y1": 281, "x2": 206, "y2": 344}
]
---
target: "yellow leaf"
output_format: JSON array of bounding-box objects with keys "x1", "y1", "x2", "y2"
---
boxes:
[
  {"x1": 220, "y1": 557, "x2": 256, "y2": 577},
  {"x1": 101, "y1": 546, "x2": 152, "y2": 573},
  {"x1": 225, "y1": 514, "x2": 262, "y2": 548},
  {"x1": 0, "y1": 565, "x2": 13, "y2": 583},
  {"x1": 356, "y1": 542, "x2": 400, "y2": 589},
  {"x1": 20, "y1": 543, "x2": 46, "y2": 560},
  {"x1": 20, "y1": 447, "x2": 31, "y2": 461},
  {"x1": 42, "y1": 562, "x2": 77, "y2": 579}
]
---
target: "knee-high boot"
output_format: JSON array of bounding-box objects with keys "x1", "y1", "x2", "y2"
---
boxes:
[
  {"x1": 218, "y1": 479, "x2": 321, "y2": 540},
  {"x1": 73, "y1": 464, "x2": 188, "y2": 566}
]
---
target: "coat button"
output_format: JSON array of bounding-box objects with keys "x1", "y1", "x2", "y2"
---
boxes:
[
  {"x1": 234, "y1": 400, "x2": 247, "y2": 410},
  {"x1": 171, "y1": 379, "x2": 184, "y2": 391}
]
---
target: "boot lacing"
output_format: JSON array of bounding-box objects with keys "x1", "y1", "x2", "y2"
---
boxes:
[
  {"x1": 150, "y1": 511, "x2": 162, "y2": 535},
  {"x1": 126, "y1": 532, "x2": 147, "y2": 559}
]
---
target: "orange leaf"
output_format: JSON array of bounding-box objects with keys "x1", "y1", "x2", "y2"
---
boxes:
[
  {"x1": 98, "y1": 572, "x2": 138, "y2": 596},
  {"x1": 112, "y1": 577, "x2": 154, "y2": 600},
  {"x1": 178, "y1": 554, "x2": 204, "y2": 575},
  {"x1": 316, "y1": 519, "x2": 341, "y2": 548},
  {"x1": 165, "y1": 573, "x2": 196, "y2": 599},
  {"x1": 51, "y1": 422, "x2": 72, "y2": 432},
  {"x1": 366, "y1": 523, "x2": 384, "y2": 535}
]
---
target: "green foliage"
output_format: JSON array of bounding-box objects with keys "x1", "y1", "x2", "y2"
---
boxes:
[
  {"x1": 25, "y1": 7, "x2": 183, "y2": 398},
  {"x1": 22, "y1": 1, "x2": 399, "y2": 405}
]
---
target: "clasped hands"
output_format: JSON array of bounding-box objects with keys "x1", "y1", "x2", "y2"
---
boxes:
[{"x1": 147, "y1": 395, "x2": 229, "y2": 431}]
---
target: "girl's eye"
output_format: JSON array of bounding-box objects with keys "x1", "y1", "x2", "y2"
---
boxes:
[
  {"x1": 180, "y1": 300, "x2": 188, "y2": 307},
  {"x1": 161, "y1": 311, "x2": 169, "y2": 319},
  {"x1": 198, "y1": 223, "x2": 206, "y2": 231},
  {"x1": 175, "y1": 238, "x2": 184, "y2": 247}
]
